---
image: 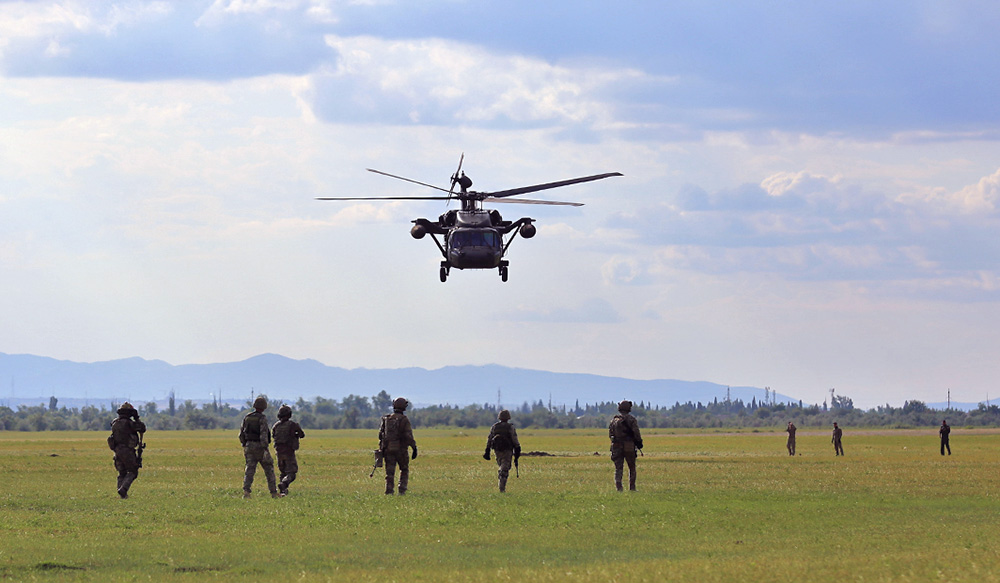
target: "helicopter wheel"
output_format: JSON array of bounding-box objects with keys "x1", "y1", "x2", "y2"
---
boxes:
[
  {"x1": 500, "y1": 265, "x2": 508, "y2": 282},
  {"x1": 440, "y1": 266, "x2": 448, "y2": 282}
]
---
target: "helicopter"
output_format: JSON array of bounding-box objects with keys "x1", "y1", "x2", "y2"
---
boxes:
[{"x1": 317, "y1": 155, "x2": 622, "y2": 282}]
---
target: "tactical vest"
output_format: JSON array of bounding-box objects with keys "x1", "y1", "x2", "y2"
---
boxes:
[
  {"x1": 242, "y1": 412, "x2": 265, "y2": 444},
  {"x1": 273, "y1": 419, "x2": 300, "y2": 450},
  {"x1": 491, "y1": 422, "x2": 514, "y2": 451}
]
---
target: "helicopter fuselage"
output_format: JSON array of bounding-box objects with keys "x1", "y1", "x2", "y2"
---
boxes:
[{"x1": 410, "y1": 208, "x2": 534, "y2": 281}]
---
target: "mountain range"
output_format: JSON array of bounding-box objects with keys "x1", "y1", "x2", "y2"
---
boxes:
[
  {"x1": 0, "y1": 352, "x2": 796, "y2": 410},
  {"x1": 0, "y1": 352, "x2": 980, "y2": 411}
]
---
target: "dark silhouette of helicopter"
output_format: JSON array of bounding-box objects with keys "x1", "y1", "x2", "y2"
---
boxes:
[{"x1": 317, "y1": 155, "x2": 622, "y2": 282}]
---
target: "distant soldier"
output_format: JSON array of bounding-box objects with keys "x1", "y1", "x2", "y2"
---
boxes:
[
  {"x1": 832, "y1": 422, "x2": 844, "y2": 456},
  {"x1": 272, "y1": 404, "x2": 306, "y2": 496},
  {"x1": 786, "y1": 421, "x2": 797, "y2": 456},
  {"x1": 239, "y1": 396, "x2": 278, "y2": 499},
  {"x1": 483, "y1": 409, "x2": 521, "y2": 492},
  {"x1": 609, "y1": 400, "x2": 643, "y2": 492},
  {"x1": 939, "y1": 419, "x2": 951, "y2": 456},
  {"x1": 108, "y1": 402, "x2": 146, "y2": 499},
  {"x1": 378, "y1": 397, "x2": 417, "y2": 495}
]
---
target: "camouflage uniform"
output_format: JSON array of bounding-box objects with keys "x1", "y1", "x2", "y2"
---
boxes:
[
  {"x1": 108, "y1": 402, "x2": 146, "y2": 499},
  {"x1": 272, "y1": 405, "x2": 306, "y2": 496},
  {"x1": 832, "y1": 423, "x2": 844, "y2": 456},
  {"x1": 379, "y1": 397, "x2": 417, "y2": 495},
  {"x1": 484, "y1": 410, "x2": 521, "y2": 492},
  {"x1": 786, "y1": 422, "x2": 797, "y2": 456},
  {"x1": 609, "y1": 400, "x2": 643, "y2": 492},
  {"x1": 239, "y1": 397, "x2": 278, "y2": 498},
  {"x1": 939, "y1": 420, "x2": 951, "y2": 455}
]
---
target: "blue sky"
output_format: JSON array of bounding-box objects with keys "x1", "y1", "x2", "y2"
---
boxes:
[{"x1": 2, "y1": 0, "x2": 999, "y2": 408}]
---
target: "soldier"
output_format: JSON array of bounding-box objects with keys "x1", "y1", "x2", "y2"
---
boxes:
[
  {"x1": 239, "y1": 396, "x2": 278, "y2": 499},
  {"x1": 272, "y1": 404, "x2": 306, "y2": 496},
  {"x1": 786, "y1": 421, "x2": 797, "y2": 456},
  {"x1": 609, "y1": 400, "x2": 643, "y2": 492},
  {"x1": 378, "y1": 397, "x2": 417, "y2": 495},
  {"x1": 483, "y1": 409, "x2": 521, "y2": 493},
  {"x1": 832, "y1": 422, "x2": 844, "y2": 456},
  {"x1": 939, "y1": 419, "x2": 951, "y2": 456},
  {"x1": 108, "y1": 402, "x2": 146, "y2": 499}
]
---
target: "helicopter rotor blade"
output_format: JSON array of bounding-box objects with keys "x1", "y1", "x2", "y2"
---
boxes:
[
  {"x1": 485, "y1": 172, "x2": 623, "y2": 199},
  {"x1": 482, "y1": 197, "x2": 584, "y2": 207},
  {"x1": 448, "y1": 153, "x2": 465, "y2": 202},
  {"x1": 315, "y1": 196, "x2": 452, "y2": 201},
  {"x1": 366, "y1": 168, "x2": 452, "y2": 194}
]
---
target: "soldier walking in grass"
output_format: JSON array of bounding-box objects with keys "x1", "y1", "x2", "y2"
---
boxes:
[
  {"x1": 483, "y1": 409, "x2": 521, "y2": 493},
  {"x1": 609, "y1": 400, "x2": 643, "y2": 492},
  {"x1": 108, "y1": 402, "x2": 146, "y2": 499},
  {"x1": 939, "y1": 419, "x2": 951, "y2": 456},
  {"x1": 786, "y1": 421, "x2": 797, "y2": 456},
  {"x1": 272, "y1": 404, "x2": 306, "y2": 496},
  {"x1": 239, "y1": 396, "x2": 278, "y2": 499},
  {"x1": 378, "y1": 397, "x2": 417, "y2": 495},
  {"x1": 832, "y1": 422, "x2": 844, "y2": 456}
]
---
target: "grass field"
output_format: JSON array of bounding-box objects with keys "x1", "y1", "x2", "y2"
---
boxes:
[{"x1": 1, "y1": 427, "x2": 999, "y2": 582}]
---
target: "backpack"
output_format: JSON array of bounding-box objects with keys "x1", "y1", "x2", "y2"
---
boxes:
[
  {"x1": 491, "y1": 423, "x2": 514, "y2": 451},
  {"x1": 609, "y1": 414, "x2": 632, "y2": 441},
  {"x1": 381, "y1": 414, "x2": 400, "y2": 444}
]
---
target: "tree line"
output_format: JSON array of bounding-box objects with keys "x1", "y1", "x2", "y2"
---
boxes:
[{"x1": 2, "y1": 390, "x2": 999, "y2": 432}]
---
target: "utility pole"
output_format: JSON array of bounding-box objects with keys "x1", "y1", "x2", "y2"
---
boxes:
[{"x1": 947, "y1": 388, "x2": 951, "y2": 410}]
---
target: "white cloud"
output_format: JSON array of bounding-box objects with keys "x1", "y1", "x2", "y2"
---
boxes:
[{"x1": 315, "y1": 34, "x2": 643, "y2": 129}]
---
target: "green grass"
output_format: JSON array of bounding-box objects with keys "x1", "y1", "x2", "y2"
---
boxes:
[{"x1": 1, "y1": 428, "x2": 998, "y2": 581}]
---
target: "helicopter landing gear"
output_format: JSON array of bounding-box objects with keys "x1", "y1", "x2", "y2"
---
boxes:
[
  {"x1": 440, "y1": 262, "x2": 450, "y2": 283},
  {"x1": 499, "y1": 262, "x2": 509, "y2": 282}
]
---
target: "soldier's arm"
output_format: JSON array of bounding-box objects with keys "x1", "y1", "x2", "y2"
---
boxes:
[
  {"x1": 511, "y1": 425, "x2": 521, "y2": 448},
  {"x1": 486, "y1": 425, "x2": 497, "y2": 449},
  {"x1": 403, "y1": 417, "x2": 416, "y2": 447},
  {"x1": 629, "y1": 417, "x2": 642, "y2": 441},
  {"x1": 295, "y1": 422, "x2": 305, "y2": 439}
]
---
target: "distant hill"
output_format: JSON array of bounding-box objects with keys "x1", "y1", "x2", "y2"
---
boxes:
[{"x1": 0, "y1": 352, "x2": 795, "y2": 410}]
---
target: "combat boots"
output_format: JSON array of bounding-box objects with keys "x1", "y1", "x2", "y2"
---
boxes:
[{"x1": 118, "y1": 471, "x2": 136, "y2": 499}]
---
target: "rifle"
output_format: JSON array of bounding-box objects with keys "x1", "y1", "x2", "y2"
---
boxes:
[
  {"x1": 368, "y1": 449, "x2": 384, "y2": 478},
  {"x1": 514, "y1": 453, "x2": 520, "y2": 478},
  {"x1": 136, "y1": 432, "x2": 146, "y2": 472}
]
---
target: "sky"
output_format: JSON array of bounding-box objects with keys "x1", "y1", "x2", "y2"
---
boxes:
[{"x1": 2, "y1": 1, "x2": 1000, "y2": 408}]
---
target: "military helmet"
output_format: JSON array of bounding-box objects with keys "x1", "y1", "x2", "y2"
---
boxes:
[
  {"x1": 392, "y1": 397, "x2": 409, "y2": 411},
  {"x1": 117, "y1": 401, "x2": 136, "y2": 415},
  {"x1": 278, "y1": 404, "x2": 292, "y2": 419},
  {"x1": 498, "y1": 409, "x2": 511, "y2": 421},
  {"x1": 253, "y1": 396, "x2": 268, "y2": 411},
  {"x1": 618, "y1": 399, "x2": 633, "y2": 413}
]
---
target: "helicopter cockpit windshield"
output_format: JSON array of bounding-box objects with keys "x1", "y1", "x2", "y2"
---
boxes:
[{"x1": 450, "y1": 229, "x2": 500, "y2": 249}]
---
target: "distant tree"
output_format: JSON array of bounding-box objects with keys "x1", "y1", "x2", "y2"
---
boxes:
[
  {"x1": 372, "y1": 390, "x2": 393, "y2": 414},
  {"x1": 832, "y1": 394, "x2": 855, "y2": 411},
  {"x1": 344, "y1": 407, "x2": 360, "y2": 429},
  {"x1": 49, "y1": 396, "x2": 58, "y2": 411}
]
